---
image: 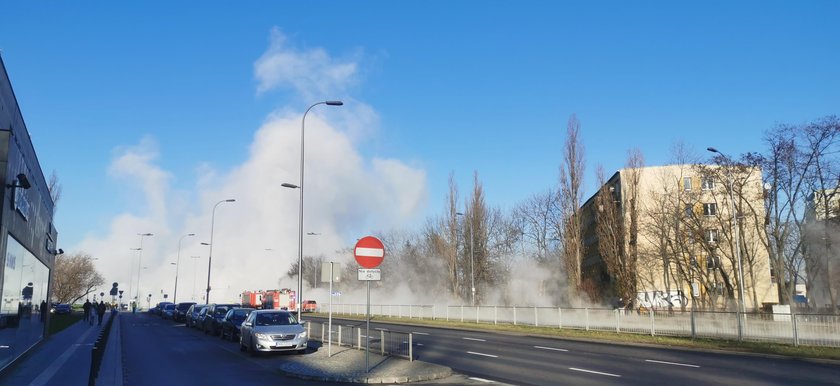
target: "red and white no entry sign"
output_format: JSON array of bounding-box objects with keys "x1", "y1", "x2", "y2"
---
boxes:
[{"x1": 354, "y1": 236, "x2": 385, "y2": 269}]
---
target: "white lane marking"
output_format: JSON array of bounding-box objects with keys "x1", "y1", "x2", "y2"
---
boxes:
[
  {"x1": 463, "y1": 337, "x2": 486, "y2": 342},
  {"x1": 469, "y1": 377, "x2": 495, "y2": 383},
  {"x1": 467, "y1": 351, "x2": 498, "y2": 358},
  {"x1": 31, "y1": 324, "x2": 99, "y2": 385},
  {"x1": 417, "y1": 343, "x2": 424, "y2": 346},
  {"x1": 569, "y1": 367, "x2": 621, "y2": 377},
  {"x1": 645, "y1": 359, "x2": 700, "y2": 368},
  {"x1": 412, "y1": 331, "x2": 429, "y2": 335},
  {"x1": 355, "y1": 247, "x2": 384, "y2": 257},
  {"x1": 535, "y1": 345, "x2": 568, "y2": 352}
]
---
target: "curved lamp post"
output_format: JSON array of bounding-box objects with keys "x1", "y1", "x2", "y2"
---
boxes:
[
  {"x1": 206, "y1": 199, "x2": 235, "y2": 304},
  {"x1": 707, "y1": 147, "x2": 747, "y2": 339},
  {"x1": 283, "y1": 100, "x2": 343, "y2": 320},
  {"x1": 172, "y1": 233, "x2": 195, "y2": 303}
]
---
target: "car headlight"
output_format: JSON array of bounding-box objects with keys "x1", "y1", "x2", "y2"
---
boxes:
[
  {"x1": 255, "y1": 333, "x2": 271, "y2": 340},
  {"x1": 298, "y1": 331, "x2": 307, "y2": 338}
]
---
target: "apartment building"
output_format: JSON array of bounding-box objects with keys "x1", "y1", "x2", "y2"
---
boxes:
[
  {"x1": 804, "y1": 188, "x2": 840, "y2": 311},
  {"x1": 580, "y1": 164, "x2": 778, "y2": 311}
]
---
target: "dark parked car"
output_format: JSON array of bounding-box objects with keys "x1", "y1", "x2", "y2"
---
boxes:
[
  {"x1": 160, "y1": 304, "x2": 177, "y2": 320},
  {"x1": 219, "y1": 308, "x2": 255, "y2": 341},
  {"x1": 173, "y1": 302, "x2": 196, "y2": 322},
  {"x1": 51, "y1": 303, "x2": 71, "y2": 315},
  {"x1": 150, "y1": 301, "x2": 174, "y2": 316},
  {"x1": 202, "y1": 303, "x2": 238, "y2": 335},
  {"x1": 190, "y1": 305, "x2": 209, "y2": 329}
]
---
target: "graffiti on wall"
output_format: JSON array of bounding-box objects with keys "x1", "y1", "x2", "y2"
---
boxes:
[{"x1": 636, "y1": 290, "x2": 686, "y2": 309}]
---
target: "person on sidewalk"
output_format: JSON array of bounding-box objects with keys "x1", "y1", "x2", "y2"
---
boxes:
[
  {"x1": 83, "y1": 299, "x2": 92, "y2": 324},
  {"x1": 96, "y1": 301, "x2": 106, "y2": 326}
]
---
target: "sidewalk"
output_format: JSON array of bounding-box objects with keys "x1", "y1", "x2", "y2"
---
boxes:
[{"x1": 0, "y1": 312, "x2": 122, "y2": 386}]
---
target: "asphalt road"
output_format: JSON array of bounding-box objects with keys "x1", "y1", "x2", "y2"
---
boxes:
[
  {"x1": 310, "y1": 316, "x2": 840, "y2": 385},
  {"x1": 121, "y1": 312, "x2": 315, "y2": 386}
]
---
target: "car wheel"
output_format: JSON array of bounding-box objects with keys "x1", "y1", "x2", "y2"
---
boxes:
[{"x1": 249, "y1": 341, "x2": 258, "y2": 357}]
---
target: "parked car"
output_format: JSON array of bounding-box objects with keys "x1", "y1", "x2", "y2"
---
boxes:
[
  {"x1": 302, "y1": 300, "x2": 317, "y2": 313},
  {"x1": 150, "y1": 301, "x2": 174, "y2": 316},
  {"x1": 160, "y1": 304, "x2": 177, "y2": 320},
  {"x1": 239, "y1": 309, "x2": 307, "y2": 355},
  {"x1": 191, "y1": 305, "x2": 209, "y2": 329},
  {"x1": 202, "y1": 303, "x2": 238, "y2": 335},
  {"x1": 51, "y1": 303, "x2": 71, "y2": 315},
  {"x1": 173, "y1": 302, "x2": 196, "y2": 322},
  {"x1": 219, "y1": 307, "x2": 255, "y2": 341}
]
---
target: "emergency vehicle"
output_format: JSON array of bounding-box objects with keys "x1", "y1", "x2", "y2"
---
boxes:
[{"x1": 241, "y1": 288, "x2": 297, "y2": 311}]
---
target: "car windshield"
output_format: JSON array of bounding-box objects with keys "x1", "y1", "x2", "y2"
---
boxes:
[
  {"x1": 254, "y1": 313, "x2": 297, "y2": 326},
  {"x1": 177, "y1": 303, "x2": 194, "y2": 311}
]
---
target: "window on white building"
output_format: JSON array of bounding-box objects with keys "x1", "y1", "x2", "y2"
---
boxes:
[
  {"x1": 703, "y1": 203, "x2": 717, "y2": 216},
  {"x1": 683, "y1": 177, "x2": 692, "y2": 191},
  {"x1": 701, "y1": 177, "x2": 715, "y2": 190}
]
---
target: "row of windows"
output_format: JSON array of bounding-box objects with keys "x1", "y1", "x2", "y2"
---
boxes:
[
  {"x1": 684, "y1": 203, "x2": 718, "y2": 216},
  {"x1": 683, "y1": 176, "x2": 716, "y2": 191}
]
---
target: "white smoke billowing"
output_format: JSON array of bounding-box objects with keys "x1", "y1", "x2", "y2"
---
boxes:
[{"x1": 72, "y1": 29, "x2": 428, "y2": 306}]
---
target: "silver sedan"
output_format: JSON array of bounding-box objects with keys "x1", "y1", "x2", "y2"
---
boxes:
[{"x1": 239, "y1": 310, "x2": 307, "y2": 355}]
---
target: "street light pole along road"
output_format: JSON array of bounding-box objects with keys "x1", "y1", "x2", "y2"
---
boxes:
[
  {"x1": 172, "y1": 233, "x2": 195, "y2": 303},
  {"x1": 135, "y1": 233, "x2": 153, "y2": 304},
  {"x1": 707, "y1": 147, "x2": 747, "y2": 339},
  {"x1": 282, "y1": 100, "x2": 343, "y2": 320},
  {"x1": 206, "y1": 199, "x2": 235, "y2": 304}
]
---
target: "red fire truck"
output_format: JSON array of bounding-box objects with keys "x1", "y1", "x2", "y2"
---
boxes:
[{"x1": 241, "y1": 288, "x2": 297, "y2": 311}]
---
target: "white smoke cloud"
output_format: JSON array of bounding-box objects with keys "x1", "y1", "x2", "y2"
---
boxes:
[
  {"x1": 254, "y1": 27, "x2": 360, "y2": 99},
  {"x1": 72, "y1": 28, "x2": 428, "y2": 306}
]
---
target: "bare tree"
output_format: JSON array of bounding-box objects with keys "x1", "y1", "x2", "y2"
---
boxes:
[
  {"x1": 513, "y1": 188, "x2": 562, "y2": 264},
  {"x1": 48, "y1": 170, "x2": 62, "y2": 210},
  {"x1": 559, "y1": 114, "x2": 585, "y2": 297},
  {"x1": 52, "y1": 252, "x2": 105, "y2": 304}
]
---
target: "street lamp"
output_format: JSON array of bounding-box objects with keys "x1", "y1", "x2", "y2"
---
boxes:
[
  {"x1": 206, "y1": 199, "x2": 235, "y2": 304},
  {"x1": 135, "y1": 233, "x2": 154, "y2": 303},
  {"x1": 190, "y1": 256, "x2": 201, "y2": 301},
  {"x1": 172, "y1": 233, "x2": 195, "y2": 303},
  {"x1": 283, "y1": 100, "x2": 343, "y2": 320},
  {"x1": 707, "y1": 147, "x2": 747, "y2": 335},
  {"x1": 128, "y1": 247, "x2": 141, "y2": 304},
  {"x1": 456, "y1": 212, "x2": 476, "y2": 306}
]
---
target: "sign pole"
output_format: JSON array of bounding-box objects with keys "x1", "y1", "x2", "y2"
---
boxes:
[
  {"x1": 366, "y1": 280, "x2": 370, "y2": 372},
  {"x1": 328, "y1": 262, "x2": 334, "y2": 357}
]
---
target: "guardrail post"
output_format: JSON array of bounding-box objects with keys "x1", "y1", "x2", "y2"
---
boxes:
[
  {"x1": 615, "y1": 309, "x2": 620, "y2": 333},
  {"x1": 476, "y1": 305, "x2": 480, "y2": 324},
  {"x1": 585, "y1": 308, "x2": 589, "y2": 331},
  {"x1": 357, "y1": 328, "x2": 362, "y2": 350},
  {"x1": 792, "y1": 311, "x2": 799, "y2": 346},
  {"x1": 690, "y1": 308, "x2": 696, "y2": 339},
  {"x1": 321, "y1": 321, "x2": 325, "y2": 342},
  {"x1": 494, "y1": 306, "x2": 498, "y2": 325},
  {"x1": 558, "y1": 307, "x2": 563, "y2": 329},
  {"x1": 338, "y1": 325, "x2": 342, "y2": 347},
  {"x1": 381, "y1": 330, "x2": 385, "y2": 355},
  {"x1": 650, "y1": 310, "x2": 655, "y2": 336},
  {"x1": 535, "y1": 306, "x2": 539, "y2": 327},
  {"x1": 461, "y1": 305, "x2": 464, "y2": 322},
  {"x1": 446, "y1": 305, "x2": 449, "y2": 321},
  {"x1": 513, "y1": 305, "x2": 518, "y2": 325},
  {"x1": 409, "y1": 333, "x2": 414, "y2": 361}
]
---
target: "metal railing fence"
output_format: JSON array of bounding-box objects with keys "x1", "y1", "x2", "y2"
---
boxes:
[
  {"x1": 325, "y1": 304, "x2": 840, "y2": 348},
  {"x1": 305, "y1": 320, "x2": 413, "y2": 361}
]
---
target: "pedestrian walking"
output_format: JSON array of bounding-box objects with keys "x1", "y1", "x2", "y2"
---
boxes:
[
  {"x1": 96, "y1": 301, "x2": 106, "y2": 326},
  {"x1": 83, "y1": 299, "x2": 92, "y2": 325}
]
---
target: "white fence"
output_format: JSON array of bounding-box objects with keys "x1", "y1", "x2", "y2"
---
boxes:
[{"x1": 327, "y1": 304, "x2": 840, "y2": 348}]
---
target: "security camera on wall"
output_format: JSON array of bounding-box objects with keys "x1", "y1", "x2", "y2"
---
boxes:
[{"x1": 7, "y1": 173, "x2": 31, "y2": 190}]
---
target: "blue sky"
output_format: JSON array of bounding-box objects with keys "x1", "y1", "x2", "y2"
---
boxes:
[{"x1": 2, "y1": 2, "x2": 838, "y2": 302}]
